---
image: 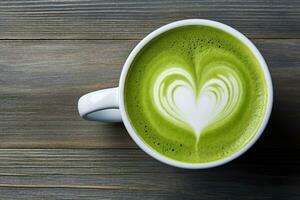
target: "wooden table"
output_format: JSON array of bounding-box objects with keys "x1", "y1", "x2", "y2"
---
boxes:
[{"x1": 0, "y1": 1, "x2": 299, "y2": 199}]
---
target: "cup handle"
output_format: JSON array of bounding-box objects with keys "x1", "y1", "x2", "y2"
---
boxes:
[{"x1": 78, "y1": 87, "x2": 122, "y2": 122}]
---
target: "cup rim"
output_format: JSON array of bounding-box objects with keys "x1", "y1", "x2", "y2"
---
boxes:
[{"x1": 118, "y1": 19, "x2": 273, "y2": 169}]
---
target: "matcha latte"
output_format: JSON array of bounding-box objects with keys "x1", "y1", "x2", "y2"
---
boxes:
[{"x1": 124, "y1": 25, "x2": 268, "y2": 163}]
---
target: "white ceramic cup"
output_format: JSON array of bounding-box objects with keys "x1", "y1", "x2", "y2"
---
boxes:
[{"x1": 78, "y1": 19, "x2": 273, "y2": 169}]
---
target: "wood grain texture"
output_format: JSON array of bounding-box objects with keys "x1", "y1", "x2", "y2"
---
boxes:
[
  {"x1": 0, "y1": 39, "x2": 299, "y2": 149},
  {"x1": 0, "y1": 1, "x2": 299, "y2": 199},
  {"x1": 0, "y1": 149, "x2": 298, "y2": 199},
  {"x1": 0, "y1": 0, "x2": 299, "y2": 39}
]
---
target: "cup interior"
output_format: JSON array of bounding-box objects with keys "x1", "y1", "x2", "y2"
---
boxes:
[{"x1": 118, "y1": 19, "x2": 273, "y2": 169}]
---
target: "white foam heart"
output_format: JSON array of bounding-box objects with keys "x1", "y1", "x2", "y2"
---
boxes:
[{"x1": 153, "y1": 67, "x2": 241, "y2": 143}]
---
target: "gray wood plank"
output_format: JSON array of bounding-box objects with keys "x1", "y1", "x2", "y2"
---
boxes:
[
  {"x1": 0, "y1": 149, "x2": 297, "y2": 199},
  {"x1": 0, "y1": 39, "x2": 136, "y2": 148},
  {"x1": 0, "y1": 39, "x2": 299, "y2": 149},
  {"x1": 0, "y1": 0, "x2": 299, "y2": 39}
]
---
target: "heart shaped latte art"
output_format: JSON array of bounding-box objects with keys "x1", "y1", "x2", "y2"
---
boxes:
[{"x1": 153, "y1": 67, "x2": 242, "y2": 143}]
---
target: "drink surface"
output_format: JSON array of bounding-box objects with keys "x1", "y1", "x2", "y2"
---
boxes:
[{"x1": 124, "y1": 25, "x2": 268, "y2": 163}]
